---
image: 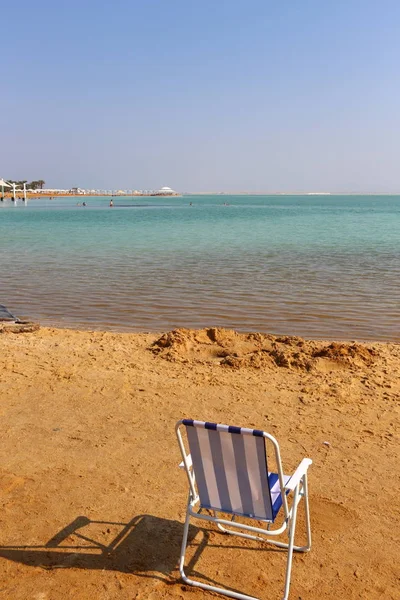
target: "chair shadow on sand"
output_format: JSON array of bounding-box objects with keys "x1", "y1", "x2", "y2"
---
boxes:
[
  {"x1": 0, "y1": 514, "x2": 283, "y2": 593},
  {"x1": 0, "y1": 515, "x2": 203, "y2": 584}
]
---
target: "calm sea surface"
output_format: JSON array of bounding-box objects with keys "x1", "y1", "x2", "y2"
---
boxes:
[{"x1": 0, "y1": 195, "x2": 399, "y2": 341}]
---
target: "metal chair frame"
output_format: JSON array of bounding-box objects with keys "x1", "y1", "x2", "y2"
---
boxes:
[{"x1": 176, "y1": 420, "x2": 312, "y2": 600}]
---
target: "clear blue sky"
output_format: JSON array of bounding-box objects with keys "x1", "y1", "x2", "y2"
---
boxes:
[{"x1": 1, "y1": 0, "x2": 400, "y2": 192}]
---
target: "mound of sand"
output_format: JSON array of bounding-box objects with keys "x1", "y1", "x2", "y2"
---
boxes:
[
  {"x1": 151, "y1": 328, "x2": 380, "y2": 371},
  {"x1": 312, "y1": 341, "x2": 378, "y2": 365}
]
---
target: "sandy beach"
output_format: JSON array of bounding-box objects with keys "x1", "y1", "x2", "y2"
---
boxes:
[{"x1": 0, "y1": 326, "x2": 398, "y2": 599}]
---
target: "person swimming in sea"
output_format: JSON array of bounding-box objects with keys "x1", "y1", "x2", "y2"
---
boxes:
[{"x1": 110, "y1": 199, "x2": 113, "y2": 207}]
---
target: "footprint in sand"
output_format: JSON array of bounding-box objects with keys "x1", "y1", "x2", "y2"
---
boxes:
[
  {"x1": 311, "y1": 496, "x2": 360, "y2": 537},
  {"x1": 0, "y1": 471, "x2": 25, "y2": 494}
]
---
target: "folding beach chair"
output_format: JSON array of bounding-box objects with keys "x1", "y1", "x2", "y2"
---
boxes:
[{"x1": 176, "y1": 419, "x2": 312, "y2": 600}]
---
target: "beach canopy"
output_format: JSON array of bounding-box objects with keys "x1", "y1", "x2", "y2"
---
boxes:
[
  {"x1": 176, "y1": 418, "x2": 312, "y2": 600},
  {"x1": 0, "y1": 178, "x2": 11, "y2": 187}
]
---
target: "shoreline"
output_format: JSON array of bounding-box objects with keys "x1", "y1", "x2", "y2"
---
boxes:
[
  {"x1": 2, "y1": 192, "x2": 400, "y2": 199},
  {"x1": 1, "y1": 193, "x2": 181, "y2": 199},
  {"x1": 0, "y1": 326, "x2": 399, "y2": 598},
  {"x1": 5, "y1": 319, "x2": 400, "y2": 345}
]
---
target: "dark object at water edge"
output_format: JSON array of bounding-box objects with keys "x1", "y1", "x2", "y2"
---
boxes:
[
  {"x1": 0, "y1": 304, "x2": 40, "y2": 333},
  {"x1": 0, "y1": 304, "x2": 20, "y2": 323}
]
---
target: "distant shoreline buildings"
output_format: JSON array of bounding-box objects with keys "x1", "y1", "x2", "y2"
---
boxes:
[{"x1": 18, "y1": 186, "x2": 180, "y2": 197}]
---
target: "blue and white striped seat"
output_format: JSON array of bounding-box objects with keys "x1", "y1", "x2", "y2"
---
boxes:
[{"x1": 183, "y1": 419, "x2": 289, "y2": 522}]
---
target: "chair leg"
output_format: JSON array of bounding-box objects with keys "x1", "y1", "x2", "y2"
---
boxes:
[
  {"x1": 179, "y1": 500, "x2": 259, "y2": 600},
  {"x1": 179, "y1": 499, "x2": 192, "y2": 581},
  {"x1": 303, "y1": 473, "x2": 312, "y2": 551},
  {"x1": 282, "y1": 485, "x2": 300, "y2": 600}
]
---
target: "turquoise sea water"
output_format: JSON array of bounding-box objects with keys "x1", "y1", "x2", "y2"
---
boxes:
[{"x1": 0, "y1": 195, "x2": 399, "y2": 341}]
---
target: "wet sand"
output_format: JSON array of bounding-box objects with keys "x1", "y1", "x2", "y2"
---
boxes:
[{"x1": 0, "y1": 327, "x2": 398, "y2": 599}]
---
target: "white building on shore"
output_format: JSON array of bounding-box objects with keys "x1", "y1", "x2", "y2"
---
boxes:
[{"x1": 156, "y1": 186, "x2": 178, "y2": 195}]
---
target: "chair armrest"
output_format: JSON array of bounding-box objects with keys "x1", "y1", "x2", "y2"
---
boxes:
[
  {"x1": 179, "y1": 454, "x2": 192, "y2": 469},
  {"x1": 285, "y1": 458, "x2": 312, "y2": 491}
]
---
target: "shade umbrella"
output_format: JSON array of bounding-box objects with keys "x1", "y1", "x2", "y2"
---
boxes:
[{"x1": 0, "y1": 178, "x2": 11, "y2": 200}]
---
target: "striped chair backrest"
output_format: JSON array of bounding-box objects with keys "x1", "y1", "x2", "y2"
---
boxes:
[{"x1": 183, "y1": 419, "x2": 274, "y2": 521}]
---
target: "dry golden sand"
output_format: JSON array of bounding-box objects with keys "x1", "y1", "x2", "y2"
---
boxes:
[{"x1": 0, "y1": 327, "x2": 399, "y2": 600}]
